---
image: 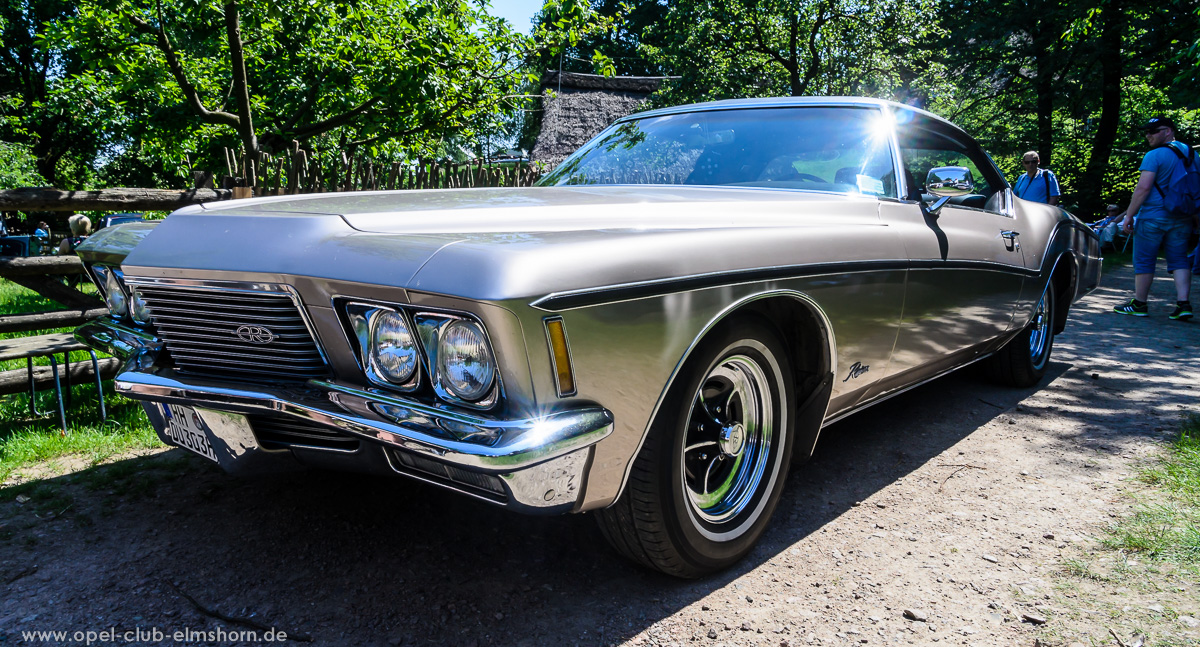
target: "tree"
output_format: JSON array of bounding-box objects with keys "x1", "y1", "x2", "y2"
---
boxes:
[
  {"x1": 930, "y1": 0, "x2": 1200, "y2": 214},
  {"x1": 532, "y1": 0, "x2": 667, "y2": 77},
  {"x1": 56, "y1": 0, "x2": 540, "y2": 184},
  {"x1": 0, "y1": 0, "x2": 112, "y2": 187},
  {"x1": 644, "y1": 0, "x2": 933, "y2": 105}
]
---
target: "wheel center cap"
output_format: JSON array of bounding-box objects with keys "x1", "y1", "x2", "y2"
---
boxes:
[{"x1": 719, "y1": 423, "x2": 746, "y2": 456}]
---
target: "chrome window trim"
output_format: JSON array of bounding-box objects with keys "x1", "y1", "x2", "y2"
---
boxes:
[{"x1": 122, "y1": 276, "x2": 332, "y2": 369}]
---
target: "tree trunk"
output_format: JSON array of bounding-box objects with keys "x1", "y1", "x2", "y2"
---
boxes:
[
  {"x1": 1033, "y1": 39, "x2": 1055, "y2": 167},
  {"x1": 1082, "y1": 0, "x2": 1124, "y2": 217},
  {"x1": 225, "y1": 0, "x2": 258, "y2": 185}
]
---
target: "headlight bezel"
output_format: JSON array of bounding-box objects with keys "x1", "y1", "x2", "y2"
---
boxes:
[
  {"x1": 346, "y1": 302, "x2": 422, "y2": 392},
  {"x1": 339, "y1": 299, "x2": 501, "y2": 410},
  {"x1": 93, "y1": 265, "x2": 130, "y2": 319},
  {"x1": 435, "y1": 318, "x2": 496, "y2": 403}
]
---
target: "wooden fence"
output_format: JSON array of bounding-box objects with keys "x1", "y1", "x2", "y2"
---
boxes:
[{"x1": 216, "y1": 146, "x2": 543, "y2": 195}]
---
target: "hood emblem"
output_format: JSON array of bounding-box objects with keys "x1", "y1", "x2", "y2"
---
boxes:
[{"x1": 235, "y1": 325, "x2": 276, "y2": 344}]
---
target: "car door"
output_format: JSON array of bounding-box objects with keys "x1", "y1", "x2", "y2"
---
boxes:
[{"x1": 874, "y1": 122, "x2": 1027, "y2": 389}]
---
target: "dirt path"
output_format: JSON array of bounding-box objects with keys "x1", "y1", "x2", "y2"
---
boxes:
[{"x1": 2, "y1": 262, "x2": 1198, "y2": 647}]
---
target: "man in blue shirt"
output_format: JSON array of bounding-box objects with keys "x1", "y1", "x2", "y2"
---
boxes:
[
  {"x1": 1013, "y1": 151, "x2": 1061, "y2": 205},
  {"x1": 1113, "y1": 116, "x2": 1194, "y2": 321}
]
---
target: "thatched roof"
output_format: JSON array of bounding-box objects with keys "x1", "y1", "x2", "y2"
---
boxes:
[
  {"x1": 530, "y1": 72, "x2": 672, "y2": 168},
  {"x1": 540, "y1": 71, "x2": 667, "y2": 94}
]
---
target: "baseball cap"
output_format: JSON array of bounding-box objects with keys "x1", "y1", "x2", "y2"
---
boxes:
[{"x1": 1138, "y1": 116, "x2": 1177, "y2": 132}]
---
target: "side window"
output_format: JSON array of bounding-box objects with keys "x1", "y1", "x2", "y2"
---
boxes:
[{"x1": 896, "y1": 125, "x2": 1006, "y2": 213}]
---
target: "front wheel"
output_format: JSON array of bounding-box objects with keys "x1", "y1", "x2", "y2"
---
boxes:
[
  {"x1": 986, "y1": 286, "x2": 1056, "y2": 387},
  {"x1": 596, "y1": 318, "x2": 794, "y2": 578}
]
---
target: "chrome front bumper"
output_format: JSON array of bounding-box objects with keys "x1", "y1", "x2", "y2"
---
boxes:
[{"x1": 76, "y1": 318, "x2": 614, "y2": 513}]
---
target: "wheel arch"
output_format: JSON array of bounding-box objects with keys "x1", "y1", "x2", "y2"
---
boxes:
[
  {"x1": 612, "y1": 290, "x2": 838, "y2": 504},
  {"x1": 1047, "y1": 251, "x2": 1076, "y2": 334}
]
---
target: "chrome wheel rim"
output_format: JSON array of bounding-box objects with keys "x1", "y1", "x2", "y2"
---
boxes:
[
  {"x1": 1028, "y1": 292, "x2": 1050, "y2": 367},
  {"x1": 680, "y1": 354, "x2": 775, "y2": 526}
]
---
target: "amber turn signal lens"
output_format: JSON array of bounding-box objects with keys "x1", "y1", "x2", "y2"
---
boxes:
[{"x1": 544, "y1": 318, "x2": 576, "y2": 397}]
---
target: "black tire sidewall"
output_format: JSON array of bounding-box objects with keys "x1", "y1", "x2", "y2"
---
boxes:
[{"x1": 655, "y1": 319, "x2": 795, "y2": 572}]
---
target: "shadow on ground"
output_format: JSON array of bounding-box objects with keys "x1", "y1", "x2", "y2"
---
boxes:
[{"x1": 2, "y1": 360, "x2": 1069, "y2": 646}]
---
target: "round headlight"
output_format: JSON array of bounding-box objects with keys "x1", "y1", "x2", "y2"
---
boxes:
[
  {"x1": 103, "y1": 269, "x2": 128, "y2": 317},
  {"x1": 437, "y1": 320, "x2": 495, "y2": 401},
  {"x1": 129, "y1": 287, "x2": 152, "y2": 325},
  {"x1": 370, "y1": 310, "x2": 418, "y2": 384}
]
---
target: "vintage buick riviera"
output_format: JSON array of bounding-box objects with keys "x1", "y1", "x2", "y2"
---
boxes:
[{"x1": 76, "y1": 98, "x2": 1101, "y2": 577}]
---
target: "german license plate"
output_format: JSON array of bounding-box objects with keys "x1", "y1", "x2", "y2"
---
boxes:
[{"x1": 161, "y1": 404, "x2": 218, "y2": 463}]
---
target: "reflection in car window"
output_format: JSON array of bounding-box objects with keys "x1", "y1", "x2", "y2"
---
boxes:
[
  {"x1": 538, "y1": 107, "x2": 897, "y2": 198},
  {"x1": 901, "y1": 149, "x2": 996, "y2": 197},
  {"x1": 895, "y1": 125, "x2": 1006, "y2": 212}
]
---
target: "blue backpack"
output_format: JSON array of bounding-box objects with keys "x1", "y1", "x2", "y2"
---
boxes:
[{"x1": 1154, "y1": 143, "x2": 1200, "y2": 218}]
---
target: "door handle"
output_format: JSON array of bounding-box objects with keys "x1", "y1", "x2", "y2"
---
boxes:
[{"x1": 1000, "y1": 230, "x2": 1020, "y2": 251}]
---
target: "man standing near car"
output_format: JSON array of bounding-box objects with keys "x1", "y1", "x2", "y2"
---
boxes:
[
  {"x1": 1113, "y1": 116, "x2": 1193, "y2": 321},
  {"x1": 1013, "y1": 151, "x2": 1061, "y2": 205}
]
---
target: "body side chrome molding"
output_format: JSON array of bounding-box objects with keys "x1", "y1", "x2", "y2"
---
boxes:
[{"x1": 531, "y1": 259, "x2": 1040, "y2": 312}]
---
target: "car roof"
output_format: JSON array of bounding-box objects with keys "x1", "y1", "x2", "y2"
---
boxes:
[{"x1": 619, "y1": 96, "x2": 963, "y2": 136}]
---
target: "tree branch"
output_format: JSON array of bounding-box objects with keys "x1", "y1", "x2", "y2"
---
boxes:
[
  {"x1": 223, "y1": 0, "x2": 257, "y2": 157},
  {"x1": 127, "y1": 13, "x2": 239, "y2": 128},
  {"x1": 276, "y1": 72, "x2": 326, "y2": 135},
  {"x1": 289, "y1": 97, "x2": 381, "y2": 141},
  {"x1": 800, "y1": 1, "x2": 834, "y2": 96}
]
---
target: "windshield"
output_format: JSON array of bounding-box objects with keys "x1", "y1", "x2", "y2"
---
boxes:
[{"x1": 538, "y1": 106, "x2": 897, "y2": 198}]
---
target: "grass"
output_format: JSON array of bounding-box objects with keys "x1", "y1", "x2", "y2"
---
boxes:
[
  {"x1": 0, "y1": 279, "x2": 161, "y2": 487},
  {"x1": 1102, "y1": 414, "x2": 1200, "y2": 566}
]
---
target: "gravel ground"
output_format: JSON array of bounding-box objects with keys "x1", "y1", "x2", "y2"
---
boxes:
[{"x1": 2, "y1": 262, "x2": 1198, "y2": 647}]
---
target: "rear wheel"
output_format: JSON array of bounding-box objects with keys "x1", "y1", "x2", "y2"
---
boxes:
[
  {"x1": 596, "y1": 318, "x2": 794, "y2": 578},
  {"x1": 986, "y1": 286, "x2": 1056, "y2": 387}
]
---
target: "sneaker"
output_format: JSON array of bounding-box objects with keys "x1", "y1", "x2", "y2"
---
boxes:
[
  {"x1": 1113, "y1": 298, "x2": 1148, "y2": 316},
  {"x1": 1169, "y1": 302, "x2": 1193, "y2": 321}
]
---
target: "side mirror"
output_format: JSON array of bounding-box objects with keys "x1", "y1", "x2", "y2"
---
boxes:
[
  {"x1": 922, "y1": 166, "x2": 975, "y2": 216},
  {"x1": 925, "y1": 166, "x2": 974, "y2": 197}
]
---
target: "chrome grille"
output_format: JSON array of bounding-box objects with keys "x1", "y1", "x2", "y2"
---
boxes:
[{"x1": 135, "y1": 284, "x2": 329, "y2": 381}]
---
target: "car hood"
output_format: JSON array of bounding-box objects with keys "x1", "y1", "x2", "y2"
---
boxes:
[
  {"x1": 114, "y1": 186, "x2": 895, "y2": 303},
  {"x1": 181, "y1": 185, "x2": 873, "y2": 233}
]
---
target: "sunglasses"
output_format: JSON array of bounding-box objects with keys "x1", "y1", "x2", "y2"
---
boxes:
[
  {"x1": 1022, "y1": 160, "x2": 1039, "y2": 165},
  {"x1": 1144, "y1": 127, "x2": 1166, "y2": 135}
]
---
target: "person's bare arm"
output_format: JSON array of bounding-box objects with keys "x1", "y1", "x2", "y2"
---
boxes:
[
  {"x1": 1049, "y1": 195, "x2": 1060, "y2": 206},
  {"x1": 1120, "y1": 171, "x2": 1156, "y2": 233}
]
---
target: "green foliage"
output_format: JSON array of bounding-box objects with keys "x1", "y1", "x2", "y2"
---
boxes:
[
  {"x1": 646, "y1": 0, "x2": 934, "y2": 104},
  {"x1": 0, "y1": 141, "x2": 47, "y2": 189},
  {"x1": 1104, "y1": 414, "x2": 1200, "y2": 565},
  {"x1": 42, "y1": 0, "x2": 545, "y2": 184}
]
